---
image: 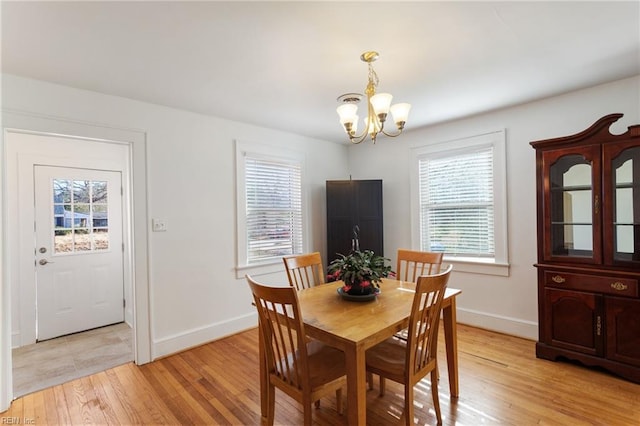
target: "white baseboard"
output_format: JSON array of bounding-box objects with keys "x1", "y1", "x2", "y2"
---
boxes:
[
  {"x1": 153, "y1": 312, "x2": 258, "y2": 359},
  {"x1": 151, "y1": 308, "x2": 537, "y2": 360},
  {"x1": 457, "y1": 307, "x2": 538, "y2": 340}
]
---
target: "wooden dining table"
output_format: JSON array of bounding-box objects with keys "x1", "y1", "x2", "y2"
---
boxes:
[{"x1": 258, "y1": 278, "x2": 462, "y2": 426}]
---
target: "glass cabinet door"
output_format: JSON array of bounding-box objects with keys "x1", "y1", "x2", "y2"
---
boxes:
[
  {"x1": 544, "y1": 146, "x2": 601, "y2": 263},
  {"x1": 604, "y1": 142, "x2": 640, "y2": 265}
]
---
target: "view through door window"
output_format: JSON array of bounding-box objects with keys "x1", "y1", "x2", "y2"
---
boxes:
[{"x1": 53, "y1": 179, "x2": 109, "y2": 253}]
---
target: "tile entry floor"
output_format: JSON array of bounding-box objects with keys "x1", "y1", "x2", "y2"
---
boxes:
[{"x1": 12, "y1": 322, "x2": 133, "y2": 398}]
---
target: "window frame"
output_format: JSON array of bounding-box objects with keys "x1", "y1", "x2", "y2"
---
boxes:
[
  {"x1": 235, "y1": 140, "x2": 308, "y2": 277},
  {"x1": 410, "y1": 130, "x2": 509, "y2": 276}
]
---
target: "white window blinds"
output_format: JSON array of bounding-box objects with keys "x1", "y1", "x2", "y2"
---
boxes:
[
  {"x1": 245, "y1": 157, "x2": 303, "y2": 264},
  {"x1": 419, "y1": 146, "x2": 495, "y2": 257}
]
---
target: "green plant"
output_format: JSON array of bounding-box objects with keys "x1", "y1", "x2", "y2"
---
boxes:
[{"x1": 327, "y1": 250, "x2": 392, "y2": 294}]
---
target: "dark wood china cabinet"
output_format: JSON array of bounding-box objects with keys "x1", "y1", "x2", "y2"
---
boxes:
[{"x1": 531, "y1": 113, "x2": 640, "y2": 383}]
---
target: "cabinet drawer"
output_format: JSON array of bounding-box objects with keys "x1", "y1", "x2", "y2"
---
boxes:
[{"x1": 543, "y1": 271, "x2": 638, "y2": 297}]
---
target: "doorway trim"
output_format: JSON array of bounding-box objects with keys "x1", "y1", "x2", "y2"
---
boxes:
[{"x1": 1, "y1": 110, "x2": 151, "y2": 411}]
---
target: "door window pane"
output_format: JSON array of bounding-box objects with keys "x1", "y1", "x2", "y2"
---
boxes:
[
  {"x1": 92, "y1": 181, "x2": 108, "y2": 203},
  {"x1": 94, "y1": 229, "x2": 109, "y2": 250},
  {"x1": 53, "y1": 179, "x2": 72, "y2": 203},
  {"x1": 54, "y1": 229, "x2": 73, "y2": 253},
  {"x1": 73, "y1": 180, "x2": 91, "y2": 203},
  {"x1": 74, "y1": 229, "x2": 91, "y2": 252},
  {"x1": 52, "y1": 178, "x2": 110, "y2": 254}
]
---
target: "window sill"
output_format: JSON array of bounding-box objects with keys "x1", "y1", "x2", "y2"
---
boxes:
[
  {"x1": 235, "y1": 261, "x2": 283, "y2": 279},
  {"x1": 443, "y1": 257, "x2": 510, "y2": 277}
]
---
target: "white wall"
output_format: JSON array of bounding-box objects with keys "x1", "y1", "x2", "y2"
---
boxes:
[
  {"x1": 1, "y1": 74, "x2": 349, "y2": 360},
  {"x1": 347, "y1": 75, "x2": 640, "y2": 339}
]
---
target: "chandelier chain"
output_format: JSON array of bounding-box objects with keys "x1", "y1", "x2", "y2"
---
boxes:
[{"x1": 368, "y1": 62, "x2": 379, "y2": 92}]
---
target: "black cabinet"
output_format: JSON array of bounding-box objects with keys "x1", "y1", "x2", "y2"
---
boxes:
[{"x1": 326, "y1": 180, "x2": 383, "y2": 266}]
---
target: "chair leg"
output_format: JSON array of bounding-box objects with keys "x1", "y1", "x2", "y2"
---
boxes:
[
  {"x1": 303, "y1": 403, "x2": 313, "y2": 426},
  {"x1": 404, "y1": 384, "x2": 414, "y2": 426},
  {"x1": 266, "y1": 384, "x2": 276, "y2": 426},
  {"x1": 379, "y1": 376, "x2": 386, "y2": 396},
  {"x1": 314, "y1": 400, "x2": 320, "y2": 409},
  {"x1": 335, "y1": 388, "x2": 343, "y2": 415},
  {"x1": 431, "y1": 369, "x2": 442, "y2": 425},
  {"x1": 367, "y1": 372, "x2": 374, "y2": 390}
]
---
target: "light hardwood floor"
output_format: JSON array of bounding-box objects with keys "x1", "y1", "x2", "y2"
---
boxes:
[{"x1": 3, "y1": 324, "x2": 639, "y2": 425}]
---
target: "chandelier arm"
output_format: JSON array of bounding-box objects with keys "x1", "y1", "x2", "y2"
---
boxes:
[
  {"x1": 349, "y1": 134, "x2": 368, "y2": 144},
  {"x1": 348, "y1": 124, "x2": 370, "y2": 143},
  {"x1": 345, "y1": 120, "x2": 371, "y2": 144},
  {"x1": 346, "y1": 105, "x2": 372, "y2": 143},
  {"x1": 380, "y1": 128, "x2": 404, "y2": 138}
]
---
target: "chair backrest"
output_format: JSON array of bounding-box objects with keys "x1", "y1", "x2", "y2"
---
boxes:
[
  {"x1": 396, "y1": 249, "x2": 444, "y2": 282},
  {"x1": 246, "y1": 275, "x2": 310, "y2": 391},
  {"x1": 282, "y1": 252, "x2": 325, "y2": 290},
  {"x1": 405, "y1": 264, "x2": 452, "y2": 378}
]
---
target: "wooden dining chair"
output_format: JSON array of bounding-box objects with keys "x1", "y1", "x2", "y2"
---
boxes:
[
  {"x1": 367, "y1": 248, "x2": 446, "y2": 391},
  {"x1": 365, "y1": 265, "x2": 452, "y2": 425},
  {"x1": 246, "y1": 275, "x2": 346, "y2": 426},
  {"x1": 282, "y1": 252, "x2": 325, "y2": 290},
  {"x1": 282, "y1": 252, "x2": 331, "y2": 409},
  {"x1": 396, "y1": 248, "x2": 444, "y2": 282}
]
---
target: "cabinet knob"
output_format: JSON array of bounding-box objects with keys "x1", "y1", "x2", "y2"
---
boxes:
[
  {"x1": 551, "y1": 275, "x2": 566, "y2": 284},
  {"x1": 610, "y1": 282, "x2": 628, "y2": 291}
]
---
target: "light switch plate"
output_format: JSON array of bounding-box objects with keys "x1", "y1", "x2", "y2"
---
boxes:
[{"x1": 152, "y1": 218, "x2": 167, "y2": 232}]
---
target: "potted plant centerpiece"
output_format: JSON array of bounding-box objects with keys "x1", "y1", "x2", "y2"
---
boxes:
[{"x1": 327, "y1": 250, "x2": 392, "y2": 297}]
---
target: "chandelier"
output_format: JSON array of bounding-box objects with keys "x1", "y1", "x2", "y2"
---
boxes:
[{"x1": 336, "y1": 51, "x2": 411, "y2": 144}]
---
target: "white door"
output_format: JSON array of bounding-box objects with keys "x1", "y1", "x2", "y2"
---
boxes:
[{"x1": 34, "y1": 165, "x2": 124, "y2": 341}]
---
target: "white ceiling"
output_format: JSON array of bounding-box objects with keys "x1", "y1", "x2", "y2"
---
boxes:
[{"x1": 2, "y1": 1, "x2": 639, "y2": 143}]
